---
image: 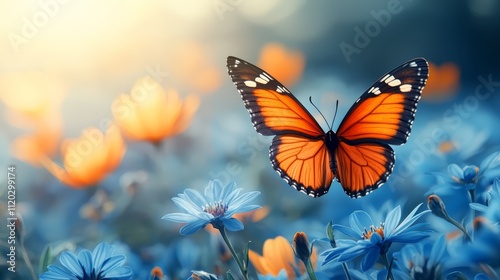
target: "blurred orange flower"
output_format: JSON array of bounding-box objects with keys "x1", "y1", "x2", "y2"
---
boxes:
[
  {"x1": 40, "y1": 124, "x2": 126, "y2": 188},
  {"x1": 257, "y1": 43, "x2": 305, "y2": 87},
  {"x1": 249, "y1": 235, "x2": 317, "y2": 279},
  {"x1": 112, "y1": 76, "x2": 200, "y2": 143},
  {"x1": 0, "y1": 71, "x2": 66, "y2": 122},
  {"x1": 170, "y1": 41, "x2": 222, "y2": 94},
  {"x1": 422, "y1": 62, "x2": 460, "y2": 101},
  {"x1": 11, "y1": 114, "x2": 62, "y2": 166}
]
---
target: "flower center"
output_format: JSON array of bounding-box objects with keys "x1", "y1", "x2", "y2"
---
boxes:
[
  {"x1": 362, "y1": 223, "x2": 385, "y2": 240},
  {"x1": 203, "y1": 200, "x2": 228, "y2": 217}
]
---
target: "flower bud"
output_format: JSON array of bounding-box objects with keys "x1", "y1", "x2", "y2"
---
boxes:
[
  {"x1": 427, "y1": 194, "x2": 450, "y2": 220},
  {"x1": 293, "y1": 232, "x2": 311, "y2": 265}
]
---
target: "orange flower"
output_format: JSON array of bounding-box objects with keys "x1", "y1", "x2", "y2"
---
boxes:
[
  {"x1": 257, "y1": 43, "x2": 305, "y2": 87},
  {"x1": 41, "y1": 124, "x2": 126, "y2": 188},
  {"x1": 112, "y1": 76, "x2": 199, "y2": 143},
  {"x1": 249, "y1": 235, "x2": 317, "y2": 279},
  {"x1": 11, "y1": 113, "x2": 62, "y2": 166},
  {"x1": 170, "y1": 41, "x2": 222, "y2": 94},
  {"x1": 422, "y1": 62, "x2": 460, "y2": 101}
]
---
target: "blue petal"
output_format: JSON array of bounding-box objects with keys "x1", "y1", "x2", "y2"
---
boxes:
[
  {"x1": 427, "y1": 235, "x2": 446, "y2": 271},
  {"x1": 227, "y1": 191, "x2": 260, "y2": 210},
  {"x1": 103, "y1": 266, "x2": 134, "y2": 279},
  {"x1": 479, "y1": 151, "x2": 500, "y2": 176},
  {"x1": 59, "y1": 251, "x2": 85, "y2": 277},
  {"x1": 361, "y1": 246, "x2": 381, "y2": 271},
  {"x1": 349, "y1": 211, "x2": 373, "y2": 234},
  {"x1": 220, "y1": 181, "x2": 237, "y2": 201},
  {"x1": 179, "y1": 220, "x2": 209, "y2": 236},
  {"x1": 448, "y1": 164, "x2": 464, "y2": 179},
  {"x1": 222, "y1": 217, "x2": 244, "y2": 231},
  {"x1": 100, "y1": 255, "x2": 126, "y2": 276},
  {"x1": 338, "y1": 242, "x2": 372, "y2": 262},
  {"x1": 227, "y1": 204, "x2": 261, "y2": 216},
  {"x1": 470, "y1": 203, "x2": 488, "y2": 212},
  {"x1": 172, "y1": 197, "x2": 202, "y2": 216},
  {"x1": 206, "y1": 180, "x2": 223, "y2": 202},
  {"x1": 91, "y1": 242, "x2": 112, "y2": 273},
  {"x1": 389, "y1": 231, "x2": 430, "y2": 243},
  {"x1": 40, "y1": 265, "x2": 77, "y2": 280},
  {"x1": 162, "y1": 212, "x2": 200, "y2": 223},
  {"x1": 332, "y1": 224, "x2": 361, "y2": 240},
  {"x1": 183, "y1": 189, "x2": 208, "y2": 211},
  {"x1": 384, "y1": 205, "x2": 401, "y2": 235}
]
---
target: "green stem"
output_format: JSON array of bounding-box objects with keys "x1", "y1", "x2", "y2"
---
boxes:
[
  {"x1": 305, "y1": 258, "x2": 317, "y2": 280},
  {"x1": 447, "y1": 216, "x2": 472, "y2": 242},
  {"x1": 217, "y1": 226, "x2": 248, "y2": 280},
  {"x1": 341, "y1": 263, "x2": 352, "y2": 280},
  {"x1": 380, "y1": 253, "x2": 394, "y2": 280}
]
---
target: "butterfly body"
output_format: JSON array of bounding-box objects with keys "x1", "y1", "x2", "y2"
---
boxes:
[{"x1": 227, "y1": 56, "x2": 428, "y2": 198}]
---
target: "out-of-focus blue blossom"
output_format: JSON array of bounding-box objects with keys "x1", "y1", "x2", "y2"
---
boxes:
[
  {"x1": 256, "y1": 269, "x2": 287, "y2": 280},
  {"x1": 393, "y1": 235, "x2": 448, "y2": 279},
  {"x1": 188, "y1": 270, "x2": 218, "y2": 280},
  {"x1": 470, "y1": 178, "x2": 500, "y2": 223},
  {"x1": 321, "y1": 203, "x2": 430, "y2": 271},
  {"x1": 430, "y1": 151, "x2": 500, "y2": 201},
  {"x1": 449, "y1": 217, "x2": 500, "y2": 268},
  {"x1": 39, "y1": 242, "x2": 133, "y2": 280},
  {"x1": 162, "y1": 180, "x2": 261, "y2": 235}
]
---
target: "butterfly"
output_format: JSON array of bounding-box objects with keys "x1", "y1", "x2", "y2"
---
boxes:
[{"x1": 226, "y1": 56, "x2": 428, "y2": 198}]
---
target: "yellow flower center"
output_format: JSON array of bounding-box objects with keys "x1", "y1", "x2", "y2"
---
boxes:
[{"x1": 362, "y1": 224, "x2": 385, "y2": 240}]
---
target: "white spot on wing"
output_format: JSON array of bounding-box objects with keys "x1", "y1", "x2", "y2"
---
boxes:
[
  {"x1": 400, "y1": 84, "x2": 412, "y2": 92},
  {"x1": 410, "y1": 61, "x2": 418, "y2": 67},
  {"x1": 388, "y1": 79, "x2": 401, "y2": 87},
  {"x1": 262, "y1": 72, "x2": 273, "y2": 80},
  {"x1": 372, "y1": 87, "x2": 381, "y2": 95},
  {"x1": 380, "y1": 74, "x2": 390, "y2": 82},
  {"x1": 259, "y1": 73, "x2": 270, "y2": 82},
  {"x1": 255, "y1": 77, "x2": 268, "y2": 84},
  {"x1": 244, "y1": 81, "x2": 257, "y2": 87}
]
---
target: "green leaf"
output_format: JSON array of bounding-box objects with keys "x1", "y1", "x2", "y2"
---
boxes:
[{"x1": 39, "y1": 245, "x2": 53, "y2": 273}]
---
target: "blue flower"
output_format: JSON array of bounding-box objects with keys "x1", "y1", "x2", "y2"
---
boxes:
[
  {"x1": 393, "y1": 235, "x2": 447, "y2": 280},
  {"x1": 162, "y1": 180, "x2": 261, "y2": 235},
  {"x1": 188, "y1": 270, "x2": 218, "y2": 280},
  {"x1": 470, "y1": 178, "x2": 500, "y2": 223},
  {"x1": 321, "y1": 203, "x2": 430, "y2": 271},
  {"x1": 430, "y1": 151, "x2": 500, "y2": 199},
  {"x1": 40, "y1": 242, "x2": 133, "y2": 280}
]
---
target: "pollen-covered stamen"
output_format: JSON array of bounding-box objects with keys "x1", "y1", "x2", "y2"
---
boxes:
[
  {"x1": 203, "y1": 200, "x2": 228, "y2": 217},
  {"x1": 362, "y1": 223, "x2": 385, "y2": 240}
]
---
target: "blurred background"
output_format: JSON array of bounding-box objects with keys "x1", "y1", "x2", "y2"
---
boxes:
[{"x1": 1, "y1": 0, "x2": 500, "y2": 279}]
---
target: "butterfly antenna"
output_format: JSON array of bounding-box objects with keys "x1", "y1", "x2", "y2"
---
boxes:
[
  {"x1": 309, "y1": 96, "x2": 331, "y2": 129},
  {"x1": 331, "y1": 100, "x2": 339, "y2": 129}
]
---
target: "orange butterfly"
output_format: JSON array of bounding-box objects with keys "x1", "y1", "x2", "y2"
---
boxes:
[{"x1": 227, "y1": 56, "x2": 428, "y2": 198}]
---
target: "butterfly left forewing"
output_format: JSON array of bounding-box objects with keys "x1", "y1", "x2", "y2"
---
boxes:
[
  {"x1": 227, "y1": 56, "x2": 334, "y2": 197},
  {"x1": 227, "y1": 56, "x2": 325, "y2": 138}
]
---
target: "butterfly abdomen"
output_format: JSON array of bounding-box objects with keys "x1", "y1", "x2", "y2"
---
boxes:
[{"x1": 325, "y1": 130, "x2": 339, "y2": 176}]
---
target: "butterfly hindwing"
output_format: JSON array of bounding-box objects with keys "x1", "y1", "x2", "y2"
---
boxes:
[
  {"x1": 270, "y1": 135, "x2": 334, "y2": 197},
  {"x1": 226, "y1": 56, "x2": 324, "y2": 138},
  {"x1": 335, "y1": 142, "x2": 395, "y2": 198},
  {"x1": 337, "y1": 58, "x2": 428, "y2": 145}
]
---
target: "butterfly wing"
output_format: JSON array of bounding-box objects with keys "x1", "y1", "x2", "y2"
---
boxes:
[
  {"x1": 227, "y1": 56, "x2": 334, "y2": 197},
  {"x1": 335, "y1": 58, "x2": 429, "y2": 198}
]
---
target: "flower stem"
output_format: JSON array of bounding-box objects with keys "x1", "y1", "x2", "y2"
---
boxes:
[
  {"x1": 447, "y1": 216, "x2": 472, "y2": 242},
  {"x1": 380, "y1": 253, "x2": 394, "y2": 280},
  {"x1": 217, "y1": 226, "x2": 248, "y2": 280},
  {"x1": 305, "y1": 258, "x2": 317, "y2": 280},
  {"x1": 341, "y1": 263, "x2": 352, "y2": 280}
]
